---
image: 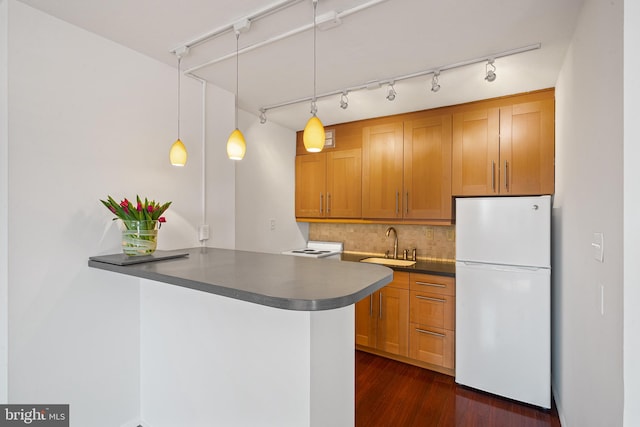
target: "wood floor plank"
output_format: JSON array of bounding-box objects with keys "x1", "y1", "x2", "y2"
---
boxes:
[{"x1": 355, "y1": 351, "x2": 561, "y2": 427}]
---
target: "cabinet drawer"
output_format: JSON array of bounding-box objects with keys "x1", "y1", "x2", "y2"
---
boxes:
[
  {"x1": 388, "y1": 271, "x2": 410, "y2": 290},
  {"x1": 409, "y1": 291, "x2": 455, "y2": 330},
  {"x1": 409, "y1": 324, "x2": 454, "y2": 369},
  {"x1": 410, "y1": 272, "x2": 455, "y2": 296}
]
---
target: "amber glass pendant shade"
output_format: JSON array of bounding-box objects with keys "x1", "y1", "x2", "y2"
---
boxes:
[
  {"x1": 169, "y1": 138, "x2": 187, "y2": 166},
  {"x1": 303, "y1": 115, "x2": 325, "y2": 153},
  {"x1": 226, "y1": 129, "x2": 247, "y2": 160}
]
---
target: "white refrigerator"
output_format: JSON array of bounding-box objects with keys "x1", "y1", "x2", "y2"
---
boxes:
[{"x1": 455, "y1": 196, "x2": 551, "y2": 409}]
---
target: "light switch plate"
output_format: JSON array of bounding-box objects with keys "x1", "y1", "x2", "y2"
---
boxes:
[
  {"x1": 198, "y1": 224, "x2": 210, "y2": 241},
  {"x1": 592, "y1": 232, "x2": 604, "y2": 262}
]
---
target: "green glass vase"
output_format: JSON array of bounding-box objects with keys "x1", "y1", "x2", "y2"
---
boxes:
[{"x1": 121, "y1": 220, "x2": 159, "y2": 256}]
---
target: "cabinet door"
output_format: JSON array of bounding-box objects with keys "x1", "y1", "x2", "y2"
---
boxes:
[
  {"x1": 355, "y1": 294, "x2": 376, "y2": 347},
  {"x1": 409, "y1": 291, "x2": 455, "y2": 330},
  {"x1": 452, "y1": 108, "x2": 500, "y2": 195},
  {"x1": 404, "y1": 115, "x2": 452, "y2": 220},
  {"x1": 326, "y1": 149, "x2": 362, "y2": 218},
  {"x1": 295, "y1": 153, "x2": 326, "y2": 218},
  {"x1": 362, "y1": 123, "x2": 404, "y2": 218},
  {"x1": 499, "y1": 99, "x2": 555, "y2": 195},
  {"x1": 376, "y1": 286, "x2": 409, "y2": 357},
  {"x1": 409, "y1": 325, "x2": 455, "y2": 369}
]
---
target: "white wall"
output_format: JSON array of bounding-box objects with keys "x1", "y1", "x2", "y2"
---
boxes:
[
  {"x1": 0, "y1": 0, "x2": 8, "y2": 405},
  {"x1": 4, "y1": 1, "x2": 233, "y2": 425},
  {"x1": 624, "y1": 1, "x2": 640, "y2": 425},
  {"x1": 204, "y1": 82, "x2": 237, "y2": 249},
  {"x1": 235, "y1": 110, "x2": 308, "y2": 253},
  {"x1": 553, "y1": 0, "x2": 624, "y2": 425}
]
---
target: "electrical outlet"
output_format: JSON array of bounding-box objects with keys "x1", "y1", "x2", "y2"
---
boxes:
[
  {"x1": 446, "y1": 229, "x2": 455, "y2": 241},
  {"x1": 270, "y1": 219, "x2": 276, "y2": 231},
  {"x1": 425, "y1": 228, "x2": 434, "y2": 240}
]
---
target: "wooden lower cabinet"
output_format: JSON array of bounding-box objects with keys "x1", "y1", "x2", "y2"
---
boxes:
[
  {"x1": 355, "y1": 271, "x2": 409, "y2": 357},
  {"x1": 356, "y1": 271, "x2": 456, "y2": 376},
  {"x1": 409, "y1": 325, "x2": 455, "y2": 369}
]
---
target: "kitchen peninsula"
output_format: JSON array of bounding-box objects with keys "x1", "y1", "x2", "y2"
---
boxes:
[{"x1": 88, "y1": 247, "x2": 393, "y2": 427}]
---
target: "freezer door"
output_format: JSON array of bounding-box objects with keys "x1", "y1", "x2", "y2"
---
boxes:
[
  {"x1": 455, "y1": 261, "x2": 550, "y2": 408},
  {"x1": 456, "y1": 196, "x2": 551, "y2": 268}
]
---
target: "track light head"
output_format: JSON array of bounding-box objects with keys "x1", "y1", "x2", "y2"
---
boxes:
[
  {"x1": 431, "y1": 72, "x2": 440, "y2": 93},
  {"x1": 340, "y1": 91, "x2": 349, "y2": 109},
  {"x1": 386, "y1": 82, "x2": 396, "y2": 101},
  {"x1": 485, "y1": 59, "x2": 497, "y2": 82},
  {"x1": 259, "y1": 108, "x2": 267, "y2": 124}
]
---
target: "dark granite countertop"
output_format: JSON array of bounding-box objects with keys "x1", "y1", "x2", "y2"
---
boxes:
[
  {"x1": 340, "y1": 252, "x2": 456, "y2": 277},
  {"x1": 88, "y1": 247, "x2": 393, "y2": 311}
]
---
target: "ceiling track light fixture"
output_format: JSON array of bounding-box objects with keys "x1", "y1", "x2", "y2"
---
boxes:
[
  {"x1": 431, "y1": 71, "x2": 441, "y2": 92},
  {"x1": 485, "y1": 59, "x2": 497, "y2": 82},
  {"x1": 169, "y1": 47, "x2": 189, "y2": 166},
  {"x1": 340, "y1": 91, "x2": 349, "y2": 109},
  {"x1": 302, "y1": 0, "x2": 326, "y2": 153},
  {"x1": 386, "y1": 82, "x2": 396, "y2": 101},
  {"x1": 226, "y1": 28, "x2": 247, "y2": 160},
  {"x1": 258, "y1": 43, "x2": 539, "y2": 118}
]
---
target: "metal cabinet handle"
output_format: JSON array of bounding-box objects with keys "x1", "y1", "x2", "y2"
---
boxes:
[
  {"x1": 327, "y1": 193, "x2": 331, "y2": 214},
  {"x1": 504, "y1": 160, "x2": 509, "y2": 191},
  {"x1": 405, "y1": 192, "x2": 409, "y2": 215},
  {"x1": 415, "y1": 281, "x2": 446, "y2": 288},
  {"x1": 415, "y1": 328, "x2": 445, "y2": 338},
  {"x1": 379, "y1": 292, "x2": 383, "y2": 319},
  {"x1": 415, "y1": 295, "x2": 446, "y2": 303},
  {"x1": 491, "y1": 160, "x2": 496, "y2": 192},
  {"x1": 319, "y1": 194, "x2": 323, "y2": 214}
]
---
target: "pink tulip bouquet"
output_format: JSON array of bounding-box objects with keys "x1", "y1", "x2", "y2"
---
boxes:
[{"x1": 100, "y1": 195, "x2": 171, "y2": 224}]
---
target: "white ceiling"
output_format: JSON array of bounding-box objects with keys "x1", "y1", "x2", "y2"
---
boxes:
[{"x1": 18, "y1": 0, "x2": 585, "y2": 130}]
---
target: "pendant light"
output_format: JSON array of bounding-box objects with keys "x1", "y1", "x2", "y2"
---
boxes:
[
  {"x1": 302, "y1": 0, "x2": 325, "y2": 153},
  {"x1": 226, "y1": 30, "x2": 247, "y2": 160},
  {"x1": 169, "y1": 55, "x2": 188, "y2": 166}
]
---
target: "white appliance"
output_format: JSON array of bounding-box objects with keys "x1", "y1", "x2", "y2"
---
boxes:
[
  {"x1": 455, "y1": 196, "x2": 551, "y2": 409},
  {"x1": 281, "y1": 241, "x2": 343, "y2": 260}
]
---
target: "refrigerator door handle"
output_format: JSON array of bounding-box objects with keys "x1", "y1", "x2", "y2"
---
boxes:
[{"x1": 458, "y1": 261, "x2": 547, "y2": 272}]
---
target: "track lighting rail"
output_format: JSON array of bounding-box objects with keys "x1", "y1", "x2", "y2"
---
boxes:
[
  {"x1": 181, "y1": 0, "x2": 389, "y2": 75},
  {"x1": 258, "y1": 43, "x2": 541, "y2": 115},
  {"x1": 170, "y1": 0, "x2": 305, "y2": 54}
]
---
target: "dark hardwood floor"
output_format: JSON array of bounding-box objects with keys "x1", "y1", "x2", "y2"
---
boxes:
[{"x1": 355, "y1": 351, "x2": 562, "y2": 427}]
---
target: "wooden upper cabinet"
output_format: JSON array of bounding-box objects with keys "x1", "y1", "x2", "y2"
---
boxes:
[
  {"x1": 499, "y1": 99, "x2": 555, "y2": 195},
  {"x1": 295, "y1": 153, "x2": 326, "y2": 218},
  {"x1": 452, "y1": 91, "x2": 555, "y2": 196},
  {"x1": 452, "y1": 108, "x2": 500, "y2": 195},
  {"x1": 404, "y1": 115, "x2": 452, "y2": 220},
  {"x1": 295, "y1": 149, "x2": 361, "y2": 219},
  {"x1": 297, "y1": 89, "x2": 555, "y2": 221},
  {"x1": 326, "y1": 149, "x2": 362, "y2": 218},
  {"x1": 362, "y1": 122, "x2": 404, "y2": 218}
]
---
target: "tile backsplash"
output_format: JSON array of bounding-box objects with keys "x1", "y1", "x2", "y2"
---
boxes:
[{"x1": 309, "y1": 223, "x2": 455, "y2": 262}]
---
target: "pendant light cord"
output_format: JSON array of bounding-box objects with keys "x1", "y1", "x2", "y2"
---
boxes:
[
  {"x1": 235, "y1": 31, "x2": 240, "y2": 130},
  {"x1": 177, "y1": 56, "x2": 181, "y2": 139},
  {"x1": 311, "y1": 0, "x2": 318, "y2": 114}
]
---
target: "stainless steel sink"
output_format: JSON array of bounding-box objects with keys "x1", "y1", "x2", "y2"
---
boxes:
[{"x1": 360, "y1": 257, "x2": 416, "y2": 267}]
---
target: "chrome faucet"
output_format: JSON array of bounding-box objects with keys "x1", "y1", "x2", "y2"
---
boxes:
[{"x1": 385, "y1": 226, "x2": 398, "y2": 259}]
